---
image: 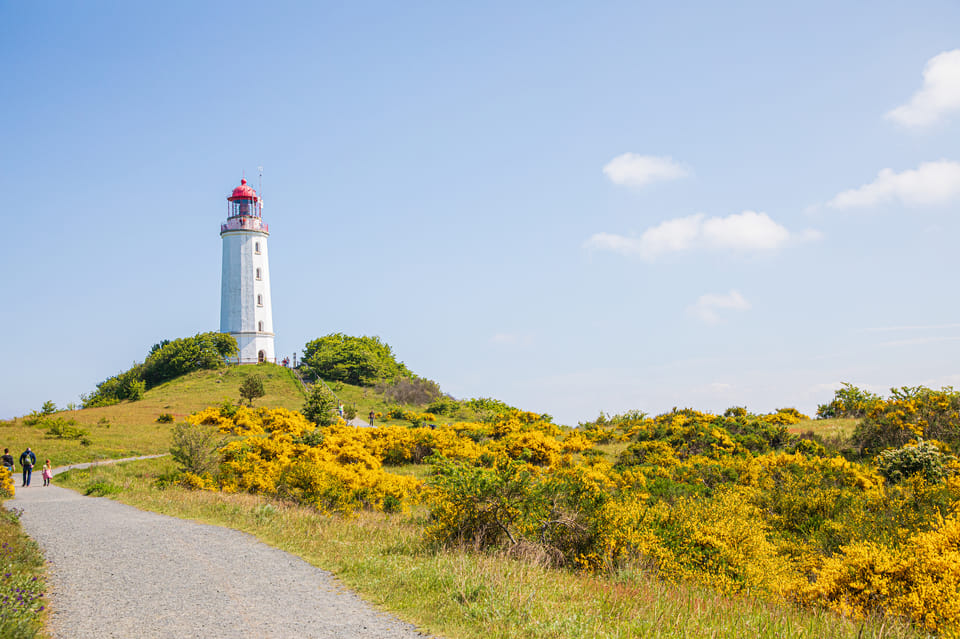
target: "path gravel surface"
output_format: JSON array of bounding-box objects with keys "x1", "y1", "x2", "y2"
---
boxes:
[{"x1": 11, "y1": 459, "x2": 430, "y2": 638}]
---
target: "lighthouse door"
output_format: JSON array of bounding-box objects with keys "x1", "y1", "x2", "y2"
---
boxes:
[{"x1": 258, "y1": 350, "x2": 265, "y2": 363}]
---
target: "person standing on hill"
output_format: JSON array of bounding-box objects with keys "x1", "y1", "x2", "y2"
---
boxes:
[{"x1": 19, "y1": 447, "x2": 35, "y2": 487}]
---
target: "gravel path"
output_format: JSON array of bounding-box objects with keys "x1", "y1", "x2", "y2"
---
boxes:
[{"x1": 10, "y1": 459, "x2": 430, "y2": 638}]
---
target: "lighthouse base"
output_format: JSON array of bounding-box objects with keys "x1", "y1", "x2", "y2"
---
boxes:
[{"x1": 229, "y1": 332, "x2": 276, "y2": 364}]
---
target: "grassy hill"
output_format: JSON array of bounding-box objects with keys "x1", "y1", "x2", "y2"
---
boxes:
[
  {"x1": 0, "y1": 364, "x2": 307, "y2": 465},
  {"x1": 0, "y1": 363, "x2": 463, "y2": 466}
]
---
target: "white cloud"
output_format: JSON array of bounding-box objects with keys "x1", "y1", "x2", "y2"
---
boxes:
[
  {"x1": 638, "y1": 213, "x2": 704, "y2": 259},
  {"x1": 827, "y1": 160, "x2": 960, "y2": 209},
  {"x1": 701, "y1": 210, "x2": 791, "y2": 251},
  {"x1": 602, "y1": 153, "x2": 689, "y2": 187},
  {"x1": 585, "y1": 211, "x2": 809, "y2": 261},
  {"x1": 886, "y1": 49, "x2": 960, "y2": 127},
  {"x1": 688, "y1": 290, "x2": 751, "y2": 324}
]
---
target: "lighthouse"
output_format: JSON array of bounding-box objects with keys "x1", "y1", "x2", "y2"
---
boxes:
[{"x1": 220, "y1": 178, "x2": 275, "y2": 364}]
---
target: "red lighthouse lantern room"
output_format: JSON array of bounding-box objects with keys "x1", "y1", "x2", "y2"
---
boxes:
[{"x1": 222, "y1": 178, "x2": 268, "y2": 234}]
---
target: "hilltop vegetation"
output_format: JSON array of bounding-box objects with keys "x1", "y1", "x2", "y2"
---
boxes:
[{"x1": 82, "y1": 332, "x2": 238, "y2": 407}]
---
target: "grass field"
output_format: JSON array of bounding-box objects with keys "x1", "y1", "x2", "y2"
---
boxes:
[
  {"x1": 56, "y1": 458, "x2": 923, "y2": 639},
  {"x1": 0, "y1": 364, "x2": 307, "y2": 466},
  {"x1": 789, "y1": 417, "x2": 859, "y2": 436}
]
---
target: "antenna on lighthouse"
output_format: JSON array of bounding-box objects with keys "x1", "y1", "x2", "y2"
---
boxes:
[{"x1": 258, "y1": 166, "x2": 264, "y2": 214}]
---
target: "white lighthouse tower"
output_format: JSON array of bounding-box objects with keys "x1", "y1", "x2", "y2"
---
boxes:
[{"x1": 220, "y1": 178, "x2": 275, "y2": 364}]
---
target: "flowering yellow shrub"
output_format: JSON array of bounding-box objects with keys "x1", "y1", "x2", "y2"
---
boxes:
[
  {"x1": 490, "y1": 411, "x2": 560, "y2": 439},
  {"x1": 0, "y1": 468, "x2": 14, "y2": 499},
  {"x1": 493, "y1": 430, "x2": 563, "y2": 466},
  {"x1": 180, "y1": 472, "x2": 216, "y2": 491},
  {"x1": 855, "y1": 386, "x2": 960, "y2": 453},
  {"x1": 190, "y1": 406, "x2": 422, "y2": 514},
  {"x1": 631, "y1": 487, "x2": 798, "y2": 595},
  {"x1": 799, "y1": 512, "x2": 960, "y2": 635},
  {"x1": 386, "y1": 408, "x2": 437, "y2": 425},
  {"x1": 761, "y1": 408, "x2": 808, "y2": 426},
  {"x1": 364, "y1": 424, "x2": 484, "y2": 465},
  {"x1": 561, "y1": 431, "x2": 594, "y2": 454}
]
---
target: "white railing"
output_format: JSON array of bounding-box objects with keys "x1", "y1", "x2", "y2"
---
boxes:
[{"x1": 221, "y1": 217, "x2": 269, "y2": 233}]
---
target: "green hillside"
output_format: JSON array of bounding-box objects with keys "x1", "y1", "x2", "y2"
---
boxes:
[
  {"x1": 1, "y1": 364, "x2": 306, "y2": 465},
  {"x1": 0, "y1": 363, "x2": 462, "y2": 466}
]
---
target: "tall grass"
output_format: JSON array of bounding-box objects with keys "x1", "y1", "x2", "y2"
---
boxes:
[{"x1": 57, "y1": 458, "x2": 926, "y2": 639}]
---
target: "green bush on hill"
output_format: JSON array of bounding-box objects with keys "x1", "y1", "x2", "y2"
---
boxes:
[
  {"x1": 376, "y1": 376, "x2": 441, "y2": 405},
  {"x1": 301, "y1": 333, "x2": 411, "y2": 386},
  {"x1": 816, "y1": 383, "x2": 881, "y2": 419},
  {"x1": 82, "y1": 332, "x2": 238, "y2": 408}
]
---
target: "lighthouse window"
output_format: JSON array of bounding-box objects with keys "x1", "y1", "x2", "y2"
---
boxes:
[
  {"x1": 257, "y1": 294, "x2": 263, "y2": 306},
  {"x1": 255, "y1": 268, "x2": 261, "y2": 280},
  {"x1": 254, "y1": 242, "x2": 261, "y2": 254},
  {"x1": 258, "y1": 321, "x2": 264, "y2": 332}
]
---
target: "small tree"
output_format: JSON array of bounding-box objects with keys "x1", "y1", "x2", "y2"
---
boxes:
[
  {"x1": 239, "y1": 374, "x2": 266, "y2": 406},
  {"x1": 302, "y1": 384, "x2": 338, "y2": 426},
  {"x1": 40, "y1": 401, "x2": 57, "y2": 415},
  {"x1": 170, "y1": 422, "x2": 223, "y2": 476}
]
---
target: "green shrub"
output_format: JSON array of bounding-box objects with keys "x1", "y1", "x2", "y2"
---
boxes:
[
  {"x1": 141, "y1": 332, "x2": 237, "y2": 387},
  {"x1": 156, "y1": 413, "x2": 174, "y2": 423},
  {"x1": 427, "y1": 456, "x2": 535, "y2": 548},
  {"x1": 43, "y1": 417, "x2": 89, "y2": 440},
  {"x1": 83, "y1": 332, "x2": 238, "y2": 407},
  {"x1": 301, "y1": 333, "x2": 412, "y2": 386},
  {"x1": 84, "y1": 481, "x2": 122, "y2": 497},
  {"x1": 377, "y1": 377, "x2": 441, "y2": 405},
  {"x1": 169, "y1": 422, "x2": 223, "y2": 476},
  {"x1": 853, "y1": 386, "x2": 960, "y2": 453},
  {"x1": 302, "y1": 385, "x2": 338, "y2": 426},
  {"x1": 817, "y1": 383, "x2": 881, "y2": 419},
  {"x1": 876, "y1": 439, "x2": 952, "y2": 484},
  {"x1": 238, "y1": 374, "x2": 265, "y2": 406},
  {"x1": 427, "y1": 395, "x2": 461, "y2": 416}
]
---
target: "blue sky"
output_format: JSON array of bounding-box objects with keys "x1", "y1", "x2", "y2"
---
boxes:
[{"x1": 3, "y1": 1, "x2": 960, "y2": 424}]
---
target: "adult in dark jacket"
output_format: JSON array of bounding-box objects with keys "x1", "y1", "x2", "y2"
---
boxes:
[
  {"x1": 19, "y1": 448, "x2": 36, "y2": 487},
  {"x1": 0, "y1": 449, "x2": 13, "y2": 473}
]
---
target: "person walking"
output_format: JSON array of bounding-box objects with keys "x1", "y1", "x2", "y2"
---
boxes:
[
  {"x1": 19, "y1": 447, "x2": 36, "y2": 487},
  {"x1": 368, "y1": 410, "x2": 375, "y2": 427},
  {"x1": 41, "y1": 460, "x2": 52, "y2": 487}
]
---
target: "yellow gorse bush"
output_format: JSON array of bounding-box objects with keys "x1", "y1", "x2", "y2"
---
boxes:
[
  {"x1": 0, "y1": 469, "x2": 14, "y2": 499},
  {"x1": 800, "y1": 511, "x2": 960, "y2": 635}
]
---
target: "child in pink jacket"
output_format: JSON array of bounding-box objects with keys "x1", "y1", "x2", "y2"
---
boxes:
[{"x1": 41, "y1": 460, "x2": 52, "y2": 487}]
